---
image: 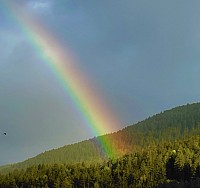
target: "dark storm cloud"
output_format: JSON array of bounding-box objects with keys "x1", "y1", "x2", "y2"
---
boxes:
[
  {"x1": 17, "y1": 0, "x2": 200, "y2": 126},
  {"x1": 45, "y1": 0, "x2": 200, "y2": 77},
  {"x1": 48, "y1": 0, "x2": 200, "y2": 118}
]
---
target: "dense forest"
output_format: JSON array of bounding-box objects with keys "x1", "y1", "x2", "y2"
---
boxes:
[
  {"x1": 1, "y1": 103, "x2": 200, "y2": 173},
  {"x1": 1, "y1": 102, "x2": 200, "y2": 187},
  {"x1": 0, "y1": 134, "x2": 200, "y2": 187}
]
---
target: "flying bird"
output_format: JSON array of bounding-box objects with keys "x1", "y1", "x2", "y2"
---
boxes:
[{"x1": 3, "y1": 132, "x2": 7, "y2": 136}]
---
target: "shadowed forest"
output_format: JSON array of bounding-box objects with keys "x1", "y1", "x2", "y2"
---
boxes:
[{"x1": 1, "y1": 103, "x2": 200, "y2": 187}]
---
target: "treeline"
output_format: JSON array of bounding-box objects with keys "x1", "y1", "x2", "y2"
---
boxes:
[
  {"x1": 0, "y1": 134, "x2": 200, "y2": 188},
  {"x1": 123, "y1": 102, "x2": 200, "y2": 143},
  {"x1": 1, "y1": 103, "x2": 200, "y2": 174}
]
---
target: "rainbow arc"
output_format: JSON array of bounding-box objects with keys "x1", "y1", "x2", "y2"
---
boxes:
[{"x1": 4, "y1": 1, "x2": 123, "y2": 157}]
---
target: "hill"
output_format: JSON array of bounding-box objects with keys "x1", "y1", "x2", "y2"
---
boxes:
[
  {"x1": 1, "y1": 133, "x2": 200, "y2": 187},
  {"x1": 1, "y1": 102, "x2": 200, "y2": 173}
]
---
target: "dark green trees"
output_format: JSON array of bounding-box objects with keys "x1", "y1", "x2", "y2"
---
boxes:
[{"x1": 0, "y1": 134, "x2": 200, "y2": 187}]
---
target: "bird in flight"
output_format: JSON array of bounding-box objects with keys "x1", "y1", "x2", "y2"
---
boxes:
[{"x1": 3, "y1": 132, "x2": 7, "y2": 136}]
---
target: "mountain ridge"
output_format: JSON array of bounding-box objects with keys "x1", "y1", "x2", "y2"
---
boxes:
[{"x1": 1, "y1": 102, "x2": 200, "y2": 173}]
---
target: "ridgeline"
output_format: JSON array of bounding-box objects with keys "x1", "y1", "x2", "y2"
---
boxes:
[{"x1": 1, "y1": 102, "x2": 200, "y2": 187}]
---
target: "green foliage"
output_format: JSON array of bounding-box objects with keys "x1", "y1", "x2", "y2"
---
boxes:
[
  {"x1": 2, "y1": 102, "x2": 200, "y2": 174},
  {"x1": 1, "y1": 102, "x2": 200, "y2": 187},
  {"x1": 0, "y1": 135, "x2": 200, "y2": 187}
]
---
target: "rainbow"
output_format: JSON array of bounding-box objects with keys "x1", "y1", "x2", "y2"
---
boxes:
[{"x1": 3, "y1": 2, "x2": 122, "y2": 157}]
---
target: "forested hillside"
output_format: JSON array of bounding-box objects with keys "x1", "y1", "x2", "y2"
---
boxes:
[
  {"x1": 1, "y1": 102, "x2": 200, "y2": 173},
  {"x1": 0, "y1": 134, "x2": 200, "y2": 187}
]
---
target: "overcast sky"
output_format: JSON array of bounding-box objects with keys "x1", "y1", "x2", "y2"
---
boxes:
[{"x1": 0, "y1": 0, "x2": 200, "y2": 165}]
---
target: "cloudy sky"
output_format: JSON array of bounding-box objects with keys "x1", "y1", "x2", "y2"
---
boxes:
[{"x1": 0, "y1": 0, "x2": 200, "y2": 165}]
